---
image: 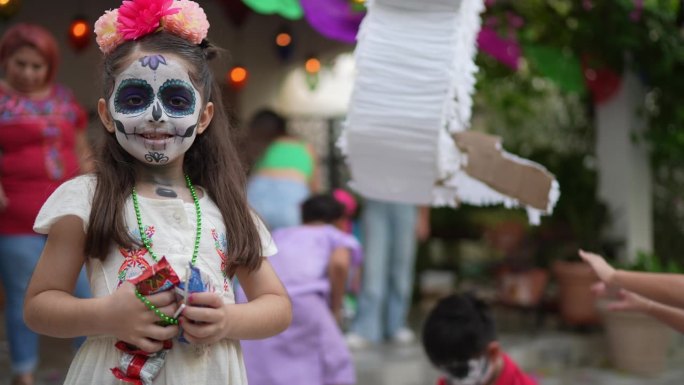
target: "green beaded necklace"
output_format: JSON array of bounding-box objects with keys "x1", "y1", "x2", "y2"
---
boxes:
[{"x1": 131, "y1": 174, "x2": 202, "y2": 325}]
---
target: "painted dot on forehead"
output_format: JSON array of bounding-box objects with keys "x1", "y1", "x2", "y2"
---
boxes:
[{"x1": 139, "y1": 54, "x2": 167, "y2": 70}]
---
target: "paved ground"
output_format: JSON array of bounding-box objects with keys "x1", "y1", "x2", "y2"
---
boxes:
[{"x1": 3, "y1": 309, "x2": 684, "y2": 384}]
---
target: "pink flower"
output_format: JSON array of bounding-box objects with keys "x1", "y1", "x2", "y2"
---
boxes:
[
  {"x1": 95, "y1": 9, "x2": 124, "y2": 54},
  {"x1": 163, "y1": 0, "x2": 209, "y2": 44},
  {"x1": 117, "y1": 0, "x2": 180, "y2": 41}
]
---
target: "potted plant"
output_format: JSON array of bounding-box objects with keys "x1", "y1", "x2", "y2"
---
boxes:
[{"x1": 527, "y1": 149, "x2": 620, "y2": 327}]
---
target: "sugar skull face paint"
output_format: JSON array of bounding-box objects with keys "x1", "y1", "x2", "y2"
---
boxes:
[
  {"x1": 109, "y1": 54, "x2": 202, "y2": 165},
  {"x1": 441, "y1": 356, "x2": 493, "y2": 385}
]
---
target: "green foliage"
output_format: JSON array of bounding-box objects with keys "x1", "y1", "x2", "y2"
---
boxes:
[
  {"x1": 496, "y1": 0, "x2": 684, "y2": 166},
  {"x1": 621, "y1": 250, "x2": 683, "y2": 273}
]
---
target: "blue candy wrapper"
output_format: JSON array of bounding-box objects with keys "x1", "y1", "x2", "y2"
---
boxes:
[{"x1": 175, "y1": 263, "x2": 217, "y2": 343}]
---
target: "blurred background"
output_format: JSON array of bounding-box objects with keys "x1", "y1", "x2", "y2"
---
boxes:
[{"x1": 3, "y1": 0, "x2": 684, "y2": 384}]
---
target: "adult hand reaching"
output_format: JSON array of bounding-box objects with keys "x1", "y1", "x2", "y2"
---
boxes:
[
  {"x1": 592, "y1": 282, "x2": 651, "y2": 313},
  {"x1": 579, "y1": 249, "x2": 616, "y2": 284}
]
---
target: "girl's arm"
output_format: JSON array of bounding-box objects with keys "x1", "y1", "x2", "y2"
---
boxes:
[
  {"x1": 580, "y1": 249, "x2": 684, "y2": 310},
  {"x1": 328, "y1": 247, "x2": 351, "y2": 323},
  {"x1": 594, "y1": 282, "x2": 684, "y2": 333},
  {"x1": 24, "y1": 216, "x2": 179, "y2": 352},
  {"x1": 180, "y1": 258, "x2": 291, "y2": 344},
  {"x1": 306, "y1": 143, "x2": 320, "y2": 193}
]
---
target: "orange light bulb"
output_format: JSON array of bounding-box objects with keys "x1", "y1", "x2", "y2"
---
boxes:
[
  {"x1": 230, "y1": 66, "x2": 248, "y2": 83},
  {"x1": 276, "y1": 33, "x2": 292, "y2": 47},
  {"x1": 305, "y1": 58, "x2": 320, "y2": 74},
  {"x1": 71, "y1": 21, "x2": 88, "y2": 38}
]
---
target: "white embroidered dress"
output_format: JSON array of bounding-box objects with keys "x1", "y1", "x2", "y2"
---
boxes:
[{"x1": 33, "y1": 175, "x2": 278, "y2": 385}]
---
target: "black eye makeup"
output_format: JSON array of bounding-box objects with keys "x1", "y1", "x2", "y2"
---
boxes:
[
  {"x1": 114, "y1": 78, "x2": 154, "y2": 115},
  {"x1": 157, "y1": 79, "x2": 196, "y2": 117}
]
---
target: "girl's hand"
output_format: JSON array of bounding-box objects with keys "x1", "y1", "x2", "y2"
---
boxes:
[
  {"x1": 178, "y1": 292, "x2": 229, "y2": 345},
  {"x1": 103, "y1": 282, "x2": 180, "y2": 353},
  {"x1": 578, "y1": 249, "x2": 616, "y2": 283},
  {"x1": 592, "y1": 282, "x2": 651, "y2": 313}
]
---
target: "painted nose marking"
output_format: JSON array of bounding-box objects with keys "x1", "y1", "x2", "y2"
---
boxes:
[{"x1": 152, "y1": 102, "x2": 162, "y2": 121}]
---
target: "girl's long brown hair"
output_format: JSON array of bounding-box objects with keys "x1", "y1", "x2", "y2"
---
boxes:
[{"x1": 85, "y1": 33, "x2": 262, "y2": 276}]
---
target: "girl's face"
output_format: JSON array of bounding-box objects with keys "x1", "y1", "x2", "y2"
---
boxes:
[
  {"x1": 106, "y1": 53, "x2": 204, "y2": 166},
  {"x1": 4, "y1": 46, "x2": 49, "y2": 93}
]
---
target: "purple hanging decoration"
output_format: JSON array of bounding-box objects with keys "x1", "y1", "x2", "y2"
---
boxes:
[{"x1": 300, "y1": 0, "x2": 365, "y2": 44}]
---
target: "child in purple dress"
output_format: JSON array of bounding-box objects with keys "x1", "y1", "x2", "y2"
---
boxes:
[{"x1": 239, "y1": 194, "x2": 362, "y2": 385}]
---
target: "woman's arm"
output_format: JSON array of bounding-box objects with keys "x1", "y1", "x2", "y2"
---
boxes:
[
  {"x1": 328, "y1": 247, "x2": 351, "y2": 323},
  {"x1": 415, "y1": 205, "x2": 431, "y2": 242},
  {"x1": 180, "y1": 258, "x2": 292, "y2": 344},
  {"x1": 0, "y1": 183, "x2": 7, "y2": 212},
  {"x1": 24, "y1": 216, "x2": 179, "y2": 352},
  {"x1": 594, "y1": 282, "x2": 684, "y2": 333},
  {"x1": 580, "y1": 249, "x2": 684, "y2": 310}
]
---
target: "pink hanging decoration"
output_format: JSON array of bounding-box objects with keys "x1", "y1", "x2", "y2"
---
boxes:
[
  {"x1": 630, "y1": 0, "x2": 643, "y2": 21},
  {"x1": 477, "y1": 26, "x2": 521, "y2": 70}
]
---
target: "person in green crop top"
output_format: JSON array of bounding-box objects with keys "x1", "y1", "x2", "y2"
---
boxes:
[{"x1": 245, "y1": 109, "x2": 319, "y2": 229}]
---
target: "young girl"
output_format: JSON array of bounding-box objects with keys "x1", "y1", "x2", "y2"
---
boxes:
[
  {"x1": 23, "y1": 1, "x2": 291, "y2": 384},
  {"x1": 238, "y1": 194, "x2": 362, "y2": 385}
]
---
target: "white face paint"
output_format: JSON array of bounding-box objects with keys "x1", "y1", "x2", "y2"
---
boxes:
[
  {"x1": 442, "y1": 356, "x2": 493, "y2": 385},
  {"x1": 109, "y1": 54, "x2": 202, "y2": 165}
]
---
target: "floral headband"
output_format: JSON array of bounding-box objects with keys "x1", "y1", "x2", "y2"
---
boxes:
[{"x1": 94, "y1": 0, "x2": 209, "y2": 54}]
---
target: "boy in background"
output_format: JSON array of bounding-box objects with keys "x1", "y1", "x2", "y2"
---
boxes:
[{"x1": 422, "y1": 293, "x2": 538, "y2": 385}]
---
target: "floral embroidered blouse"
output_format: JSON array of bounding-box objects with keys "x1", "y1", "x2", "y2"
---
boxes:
[
  {"x1": 0, "y1": 83, "x2": 87, "y2": 234},
  {"x1": 33, "y1": 174, "x2": 278, "y2": 385}
]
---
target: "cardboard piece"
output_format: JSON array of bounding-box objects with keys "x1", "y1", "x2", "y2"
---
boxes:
[{"x1": 453, "y1": 131, "x2": 556, "y2": 211}]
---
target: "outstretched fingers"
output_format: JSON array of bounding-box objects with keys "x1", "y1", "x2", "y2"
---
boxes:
[{"x1": 578, "y1": 249, "x2": 616, "y2": 283}]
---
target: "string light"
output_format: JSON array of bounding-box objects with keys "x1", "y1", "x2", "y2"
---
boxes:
[
  {"x1": 304, "y1": 56, "x2": 321, "y2": 91},
  {"x1": 276, "y1": 32, "x2": 292, "y2": 47},
  {"x1": 305, "y1": 57, "x2": 321, "y2": 74},
  {"x1": 227, "y1": 65, "x2": 248, "y2": 90},
  {"x1": 71, "y1": 20, "x2": 88, "y2": 38},
  {"x1": 274, "y1": 25, "x2": 294, "y2": 61},
  {"x1": 68, "y1": 17, "x2": 91, "y2": 52}
]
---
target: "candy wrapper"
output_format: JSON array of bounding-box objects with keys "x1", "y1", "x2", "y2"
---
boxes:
[
  {"x1": 111, "y1": 340, "x2": 172, "y2": 385},
  {"x1": 175, "y1": 262, "x2": 217, "y2": 344},
  {"x1": 111, "y1": 257, "x2": 180, "y2": 385},
  {"x1": 131, "y1": 257, "x2": 181, "y2": 295}
]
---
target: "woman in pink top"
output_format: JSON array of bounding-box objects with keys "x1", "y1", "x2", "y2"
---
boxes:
[{"x1": 0, "y1": 23, "x2": 91, "y2": 385}]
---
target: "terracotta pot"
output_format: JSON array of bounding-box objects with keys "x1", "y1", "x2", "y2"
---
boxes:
[
  {"x1": 552, "y1": 260, "x2": 600, "y2": 325},
  {"x1": 497, "y1": 268, "x2": 549, "y2": 307},
  {"x1": 598, "y1": 301, "x2": 672, "y2": 376}
]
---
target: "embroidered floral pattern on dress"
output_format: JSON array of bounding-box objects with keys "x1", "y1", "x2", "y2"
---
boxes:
[
  {"x1": 42, "y1": 125, "x2": 64, "y2": 180},
  {"x1": 211, "y1": 228, "x2": 229, "y2": 290},
  {"x1": 117, "y1": 225, "x2": 156, "y2": 286},
  {"x1": 0, "y1": 86, "x2": 80, "y2": 123}
]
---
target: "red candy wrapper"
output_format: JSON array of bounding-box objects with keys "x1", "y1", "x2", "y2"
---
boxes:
[
  {"x1": 111, "y1": 341, "x2": 173, "y2": 385},
  {"x1": 129, "y1": 257, "x2": 180, "y2": 295},
  {"x1": 111, "y1": 257, "x2": 179, "y2": 385}
]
